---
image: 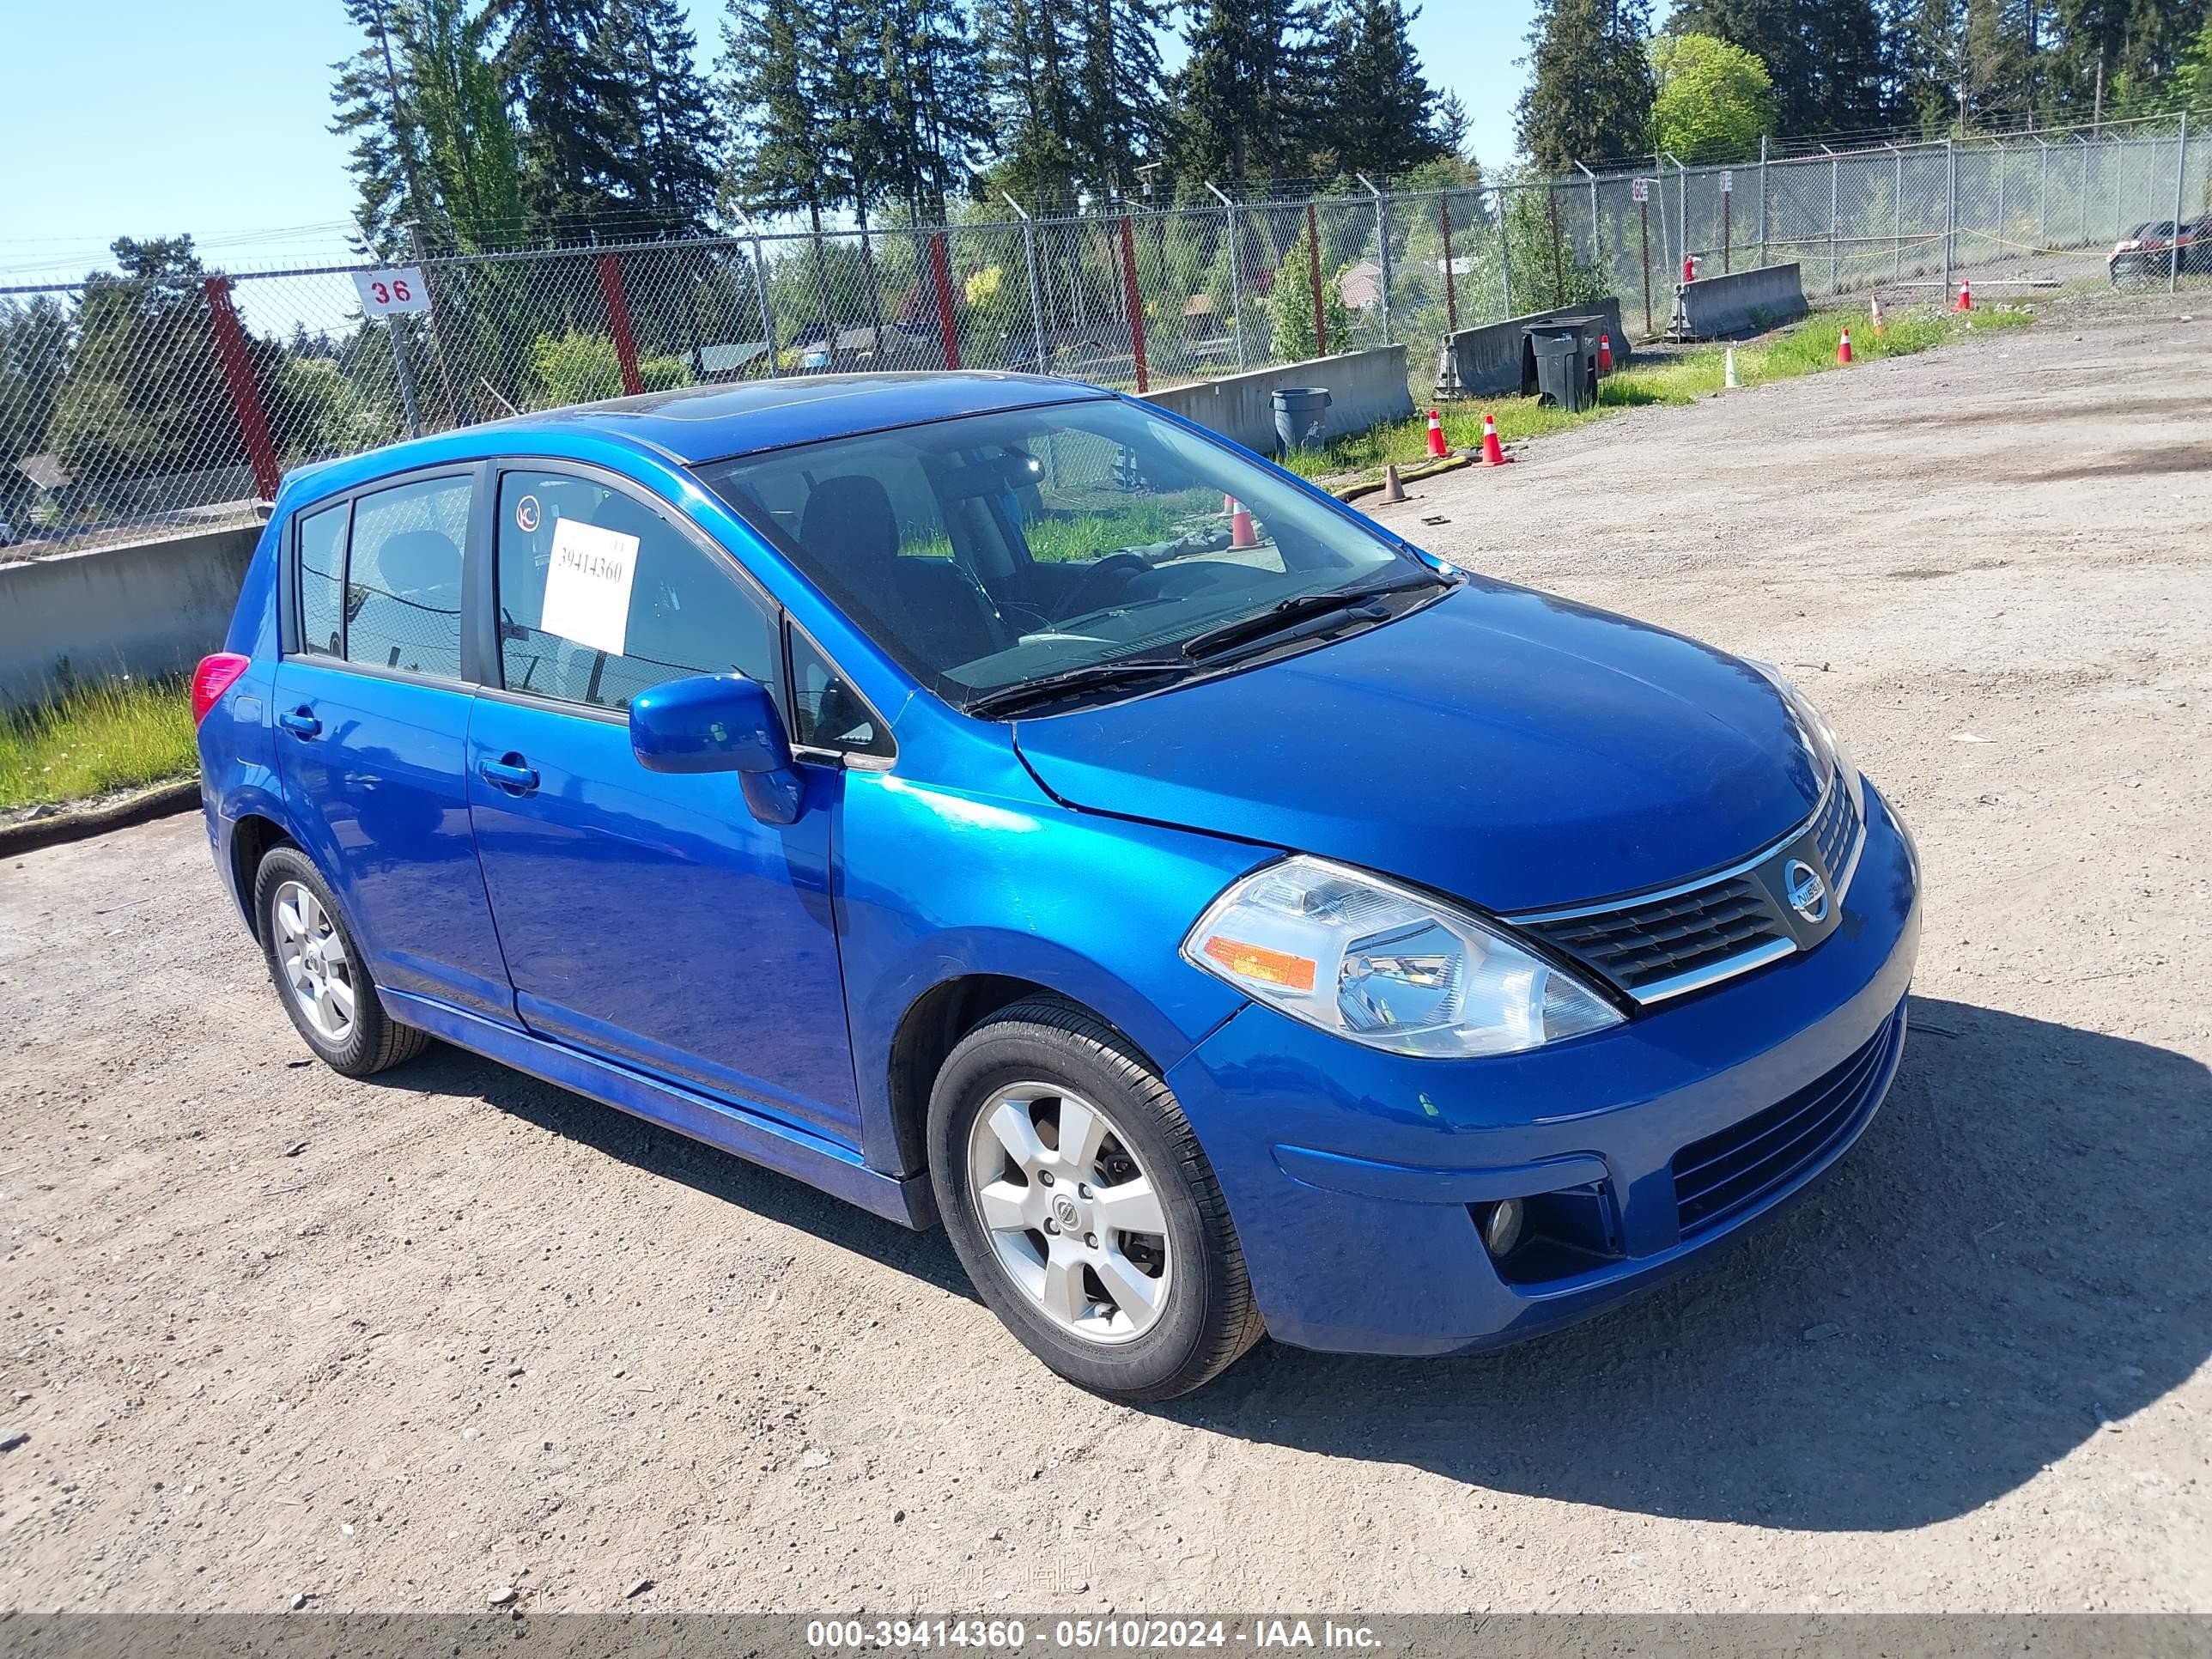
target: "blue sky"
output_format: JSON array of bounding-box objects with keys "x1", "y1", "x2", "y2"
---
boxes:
[{"x1": 0, "y1": 0, "x2": 1539, "y2": 288}]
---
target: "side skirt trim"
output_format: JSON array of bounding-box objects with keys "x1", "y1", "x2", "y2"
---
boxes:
[{"x1": 381, "y1": 989, "x2": 935, "y2": 1230}]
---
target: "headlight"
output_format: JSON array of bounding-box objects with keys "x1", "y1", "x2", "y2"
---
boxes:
[{"x1": 1182, "y1": 857, "x2": 1622, "y2": 1058}]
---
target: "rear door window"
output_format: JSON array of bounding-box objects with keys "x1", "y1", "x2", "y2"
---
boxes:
[
  {"x1": 494, "y1": 470, "x2": 779, "y2": 711},
  {"x1": 294, "y1": 501, "x2": 349, "y2": 659},
  {"x1": 344, "y1": 476, "x2": 471, "y2": 679}
]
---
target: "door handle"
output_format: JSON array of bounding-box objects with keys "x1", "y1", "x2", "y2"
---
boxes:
[
  {"x1": 277, "y1": 708, "x2": 321, "y2": 739},
  {"x1": 477, "y1": 754, "x2": 539, "y2": 795}
]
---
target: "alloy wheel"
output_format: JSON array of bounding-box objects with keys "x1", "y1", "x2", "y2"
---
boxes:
[
  {"x1": 964, "y1": 1083, "x2": 1172, "y2": 1345},
  {"x1": 272, "y1": 879, "x2": 357, "y2": 1044}
]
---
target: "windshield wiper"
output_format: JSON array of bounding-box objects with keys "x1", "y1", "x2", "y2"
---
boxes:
[
  {"x1": 964, "y1": 656, "x2": 1193, "y2": 718},
  {"x1": 1178, "y1": 570, "x2": 1450, "y2": 663}
]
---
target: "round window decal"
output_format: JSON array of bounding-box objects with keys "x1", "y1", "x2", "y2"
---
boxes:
[{"x1": 514, "y1": 494, "x2": 541, "y2": 533}]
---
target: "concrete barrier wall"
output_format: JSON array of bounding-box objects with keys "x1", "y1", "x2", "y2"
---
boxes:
[
  {"x1": 1438, "y1": 298, "x2": 1632, "y2": 398},
  {"x1": 1144, "y1": 345, "x2": 1413, "y2": 456},
  {"x1": 0, "y1": 524, "x2": 264, "y2": 710},
  {"x1": 1668, "y1": 263, "x2": 1809, "y2": 340}
]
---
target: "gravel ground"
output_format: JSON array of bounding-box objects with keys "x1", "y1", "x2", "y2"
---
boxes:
[{"x1": 3, "y1": 294, "x2": 2208, "y2": 1616}]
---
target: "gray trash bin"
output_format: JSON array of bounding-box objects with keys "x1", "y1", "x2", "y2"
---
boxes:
[
  {"x1": 1273, "y1": 386, "x2": 1332, "y2": 452},
  {"x1": 1522, "y1": 321, "x2": 1598, "y2": 411}
]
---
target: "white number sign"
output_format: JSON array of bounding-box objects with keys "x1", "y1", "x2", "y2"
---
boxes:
[
  {"x1": 539, "y1": 518, "x2": 641, "y2": 659},
  {"x1": 1631, "y1": 178, "x2": 1650, "y2": 204},
  {"x1": 352, "y1": 267, "x2": 432, "y2": 317},
  {"x1": 1721, "y1": 170, "x2": 1735, "y2": 194}
]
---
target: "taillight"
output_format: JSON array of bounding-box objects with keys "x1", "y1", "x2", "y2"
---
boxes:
[{"x1": 191, "y1": 653, "x2": 252, "y2": 723}]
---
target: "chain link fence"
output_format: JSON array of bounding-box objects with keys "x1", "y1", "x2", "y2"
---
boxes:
[{"x1": 3, "y1": 110, "x2": 2205, "y2": 560}]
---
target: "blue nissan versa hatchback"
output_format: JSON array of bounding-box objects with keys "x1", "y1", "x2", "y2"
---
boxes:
[{"x1": 194, "y1": 374, "x2": 1919, "y2": 1400}]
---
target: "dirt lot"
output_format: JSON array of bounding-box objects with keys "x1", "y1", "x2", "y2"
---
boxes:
[{"x1": 3, "y1": 295, "x2": 2209, "y2": 1615}]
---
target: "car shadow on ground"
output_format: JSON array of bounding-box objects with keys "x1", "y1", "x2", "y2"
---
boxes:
[
  {"x1": 1164, "y1": 994, "x2": 2212, "y2": 1531},
  {"x1": 383, "y1": 1043, "x2": 979, "y2": 1303},
  {"x1": 388, "y1": 993, "x2": 2207, "y2": 1533}
]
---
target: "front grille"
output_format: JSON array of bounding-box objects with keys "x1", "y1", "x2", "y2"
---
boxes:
[
  {"x1": 1515, "y1": 770, "x2": 1869, "y2": 1005},
  {"x1": 1814, "y1": 777, "x2": 1863, "y2": 883},
  {"x1": 1522, "y1": 877, "x2": 1790, "y2": 996},
  {"x1": 1671, "y1": 1006, "x2": 1903, "y2": 1237}
]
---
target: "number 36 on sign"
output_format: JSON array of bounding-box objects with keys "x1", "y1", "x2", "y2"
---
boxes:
[{"x1": 352, "y1": 267, "x2": 432, "y2": 317}]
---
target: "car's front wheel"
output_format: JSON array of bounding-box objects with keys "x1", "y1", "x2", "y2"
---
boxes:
[
  {"x1": 927, "y1": 998, "x2": 1264, "y2": 1401},
  {"x1": 252, "y1": 845, "x2": 428, "y2": 1078}
]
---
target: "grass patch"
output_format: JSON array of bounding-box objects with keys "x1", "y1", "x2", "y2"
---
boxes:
[
  {"x1": 0, "y1": 676, "x2": 198, "y2": 812},
  {"x1": 1281, "y1": 302, "x2": 2037, "y2": 486}
]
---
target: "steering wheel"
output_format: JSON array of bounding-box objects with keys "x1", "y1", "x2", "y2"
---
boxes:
[{"x1": 1057, "y1": 552, "x2": 1152, "y2": 618}]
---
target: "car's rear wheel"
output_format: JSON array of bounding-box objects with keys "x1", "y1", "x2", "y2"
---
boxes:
[
  {"x1": 252, "y1": 846, "x2": 428, "y2": 1078},
  {"x1": 927, "y1": 997, "x2": 1264, "y2": 1401}
]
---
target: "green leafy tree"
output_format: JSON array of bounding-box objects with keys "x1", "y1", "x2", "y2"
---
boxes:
[
  {"x1": 0, "y1": 297, "x2": 69, "y2": 517},
  {"x1": 1650, "y1": 33, "x2": 1778, "y2": 160},
  {"x1": 1500, "y1": 175, "x2": 1608, "y2": 308},
  {"x1": 1517, "y1": 0, "x2": 1656, "y2": 171},
  {"x1": 410, "y1": 0, "x2": 531, "y2": 250},
  {"x1": 529, "y1": 330, "x2": 692, "y2": 406},
  {"x1": 48, "y1": 239, "x2": 237, "y2": 485},
  {"x1": 1265, "y1": 222, "x2": 1352, "y2": 360},
  {"x1": 1670, "y1": 0, "x2": 1888, "y2": 135}
]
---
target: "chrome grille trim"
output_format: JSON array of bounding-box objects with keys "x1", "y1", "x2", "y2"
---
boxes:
[{"x1": 1507, "y1": 769, "x2": 1869, "y2": 1006}]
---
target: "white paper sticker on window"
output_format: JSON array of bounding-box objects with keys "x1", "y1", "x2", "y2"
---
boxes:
[{"x1": 539, "y1": 518, "x2": 640, "y2": 658}]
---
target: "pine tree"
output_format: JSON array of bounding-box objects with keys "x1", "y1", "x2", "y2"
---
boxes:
[
  {"x1": 1172, "y1": 0, "x2": 1330, "y2": 184},
  {"x1": 486, "y1": 0, "x2": 641, "y2": 228},
  {"x1": 1432, "y1": 88, "x2": 1473, "y2": 159},
  {"x1": 1071, "y1": 0, "x2": 1173, "y2": 194},
  {"x1": 875, "y1": 0, "x2": 994, "y2": 217},
  {"x1": 1516, "y1": 0, "x2": 1656, "y2": 170},
  {"x1": 330, "y1": 0, "x2": 436, "y2": 253},
  {"x1": 1884, "y1": 0, "x2": 1962, "y2": 130},
  {"x1": 981, "y1": 0, "x2": 1084, "y2": 205},
  {"x1": 598, "y1": 0, "x2": 723, "y2": 233},
  {"x1": 719, "y1": 0, "x2": 837, "y2": 222},
  {"x1": 1320, "y1": 0, "x2": 1443, "y2": 179}
]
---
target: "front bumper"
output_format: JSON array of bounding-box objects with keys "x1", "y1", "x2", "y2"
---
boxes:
[{"x1": 1164, "y1": 781, "x2": 1922, "y2": 1356}]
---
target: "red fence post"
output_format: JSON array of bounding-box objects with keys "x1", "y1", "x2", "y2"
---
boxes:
[
  {"x1": 1438, "y1": 197, "x2": 1458, "y2": 334},
  {"x1": 1118, "y1": 217, "x2": 1148, "y2": 393},
  {"x1": 929, "y1": 233, "x2": 961, "y2": 371},
  {"x1": 597, "y1": 253, "x2": 645, "y2": 396},
  {"x1": 203, "y1": 276, "x2": 281, "y2": 502},
  {"x1": 1306, "y1": 201, "x2": 1328, "y2": 356}
]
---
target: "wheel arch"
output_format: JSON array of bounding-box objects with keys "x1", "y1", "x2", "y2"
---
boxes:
[
  {"x1": 228, "y1": 811, "x2": 296, "y2": 939},
  {"x1": 883, "y1": 974, "x2": 1168, "y2": 1182}
]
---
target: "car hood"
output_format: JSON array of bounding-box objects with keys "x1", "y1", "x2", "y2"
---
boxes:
[{"x1": 1011, "y1": 579, "x2": 1826, "y2": 915}]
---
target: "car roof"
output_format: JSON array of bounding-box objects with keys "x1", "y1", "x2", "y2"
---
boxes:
[{"x1": 483, "y1": 372, "x2": 1112, "y2": 465}]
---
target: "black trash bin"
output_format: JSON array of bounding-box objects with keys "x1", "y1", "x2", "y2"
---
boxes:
[
  {"x1": 1273, "y1": 386, "x2": 1332, "y2": 452},
  {"x1": 1522, "y1": 319, "x2": 1600, "y2": 410}
]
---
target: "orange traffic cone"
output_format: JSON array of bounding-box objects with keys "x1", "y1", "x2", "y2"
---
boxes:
[
  {"x1": 1869, "y1": 293, "x2": 1886, "y2": 335},
  {"x1": 1954, "y1": 277, "x2": 1972, "y2": 312},
  {"x1": 1597, "y1": 332, "x2": 1614, "y2": 374},
  {"x1": 1425, "y1": 408, "x2": 1449, "y2": 459},
  {"x1": 1836, "y1": 326, "x2": 1854, "y2": 365},
  {"x1": 1479, "y1": 413, "x2": 1510, "y2": 466},
  {"x1": 1226, "y1": 495, "x2": 1257, "y2": 548}
]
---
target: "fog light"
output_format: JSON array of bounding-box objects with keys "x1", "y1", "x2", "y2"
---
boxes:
[{"x1": 1482, "y1": 1198, "x2": 1524, "y2": 1257}]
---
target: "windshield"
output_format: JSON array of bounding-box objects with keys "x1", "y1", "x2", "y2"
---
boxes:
[{"x1": 693, "y1": 398, "x2": 1424, "y2": 712}]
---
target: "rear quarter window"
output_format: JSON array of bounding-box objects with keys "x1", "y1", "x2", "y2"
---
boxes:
[{"x1": 294, "y1": 502, "x2": 349, "y2": 659}]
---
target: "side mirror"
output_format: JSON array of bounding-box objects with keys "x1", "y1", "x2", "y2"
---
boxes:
[
  {"x1": 629, "y1": 673, "x2": 803, "y2": 825},
  {"x1": 629, "y1": 673, "x2": 792, "y2": 775}
]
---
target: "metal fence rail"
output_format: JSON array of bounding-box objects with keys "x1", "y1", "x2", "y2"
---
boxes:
[{"x1": 2, "y1": 110, "x2": 2204, "y2": 560}]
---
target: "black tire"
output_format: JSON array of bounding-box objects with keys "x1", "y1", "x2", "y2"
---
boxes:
[
  {"x1": 927, "y1": 997, "x2": 1265, "y2": 1401},
  {"x1": 252, "y1": 845, "x2": 429, "y2": 1079}
]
